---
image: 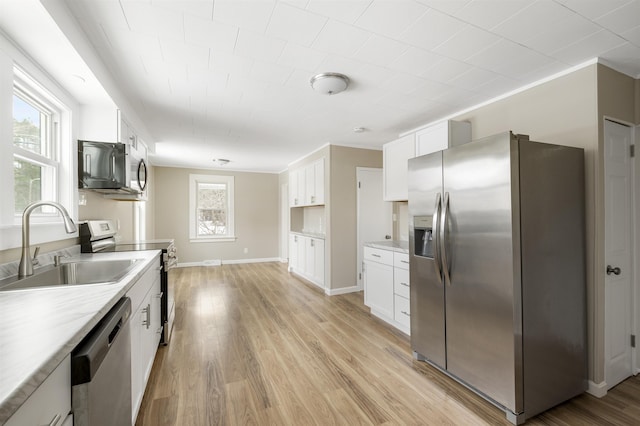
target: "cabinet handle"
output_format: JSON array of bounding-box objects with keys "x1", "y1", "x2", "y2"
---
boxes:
[
  {"x1": 401, "y1": 310, "x2": 410, "y2": 317},
  {"x1": 142, "y1": 304, "x2": 151, "y2": 329},
  {"x1": 371, "y1": 254, "x2": 381, "y2": 258},
  {"x1": 400, "y1": 282, "x2": 409, "y2": 287},
  {"x1": 310, "y1": 239, "x2": 314, "y2": 247},
  {"x1": 311, "y1": 195, "x2": 315, "y2": 203},
  {"x1": 401, "y1": 260, "x2": 409, "y2": 264},
  {"x1": 156, "y1": 266, "x2": 163, "y2": 271},
  {"x1": 155, "y1": 292, "x2": 164, "y2": 299},
  {"x1": 48, "y1": 414, "x2": 62, "y2": 426}
]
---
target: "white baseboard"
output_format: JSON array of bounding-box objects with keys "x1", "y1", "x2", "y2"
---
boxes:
[
  {"x1": 325, "y1": 285, "x2": 361, "y2": 296},
  {"x1": 223, "y1": 257, "x2": 281, "y2": 265},
  {"x1": 279, "y1": 258, "x2": 288, "y2": 263},
  {"x1": 177, "y1": 257, "x2": 281, "y2": 267},
  {"x1": 587, "y1": 380, "x2": 608, "y2": 398}
]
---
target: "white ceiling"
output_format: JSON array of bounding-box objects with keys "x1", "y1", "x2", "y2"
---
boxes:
[{"x1": 11, "y1": 1, "x2": 640, "y2": 172}]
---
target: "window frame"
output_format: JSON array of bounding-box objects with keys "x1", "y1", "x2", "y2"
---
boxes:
[
  {"x1": 0, "y1": 58, "x2": 76, "y2": 250},
  {"x1": 189, "y1": 174, "x2": 236, "y2": 242},
  {"x1": 12, "y1": 78, "x2": 62, "y2": 217}
]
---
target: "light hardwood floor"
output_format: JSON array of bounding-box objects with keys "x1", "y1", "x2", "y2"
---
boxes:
[{"x1": 136, "y1": 263, "x2": 640, "y2": 425}]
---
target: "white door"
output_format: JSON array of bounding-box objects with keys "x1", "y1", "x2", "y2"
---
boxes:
[
  {"x1": 604, "y1": 119, "x2": 634, "y2": 390},
  {"x1": 357, "y1": 168, "x2": 393, "y2": 290}
]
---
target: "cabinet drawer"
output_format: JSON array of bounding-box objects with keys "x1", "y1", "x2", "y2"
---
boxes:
[
  {"x1": 5, "y1": 356, "x2": 71, "y2": 426},
  {"x1": 394, "y1": 252, "x2": 410, "y2": 269},
  {"x1": 364, "y1": 247, "x2": 393, "y2": 265},
  {"x1": 128, "y1": 259, "x2": 160, "y2": 311},
  {"x1": 394, "y1": 295, "x2": 410, "y2": 328},
  {"x1": 394, "y1": 268, "x2": 410, "y2": 298}
]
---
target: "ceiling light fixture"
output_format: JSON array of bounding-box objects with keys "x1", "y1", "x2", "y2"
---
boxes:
[
  {"x1": 310, "y1": 72, "x2": 350, "y2": 95},
  {"x1": 212, "y1": 158, "x2": 230, "y2": 166}
]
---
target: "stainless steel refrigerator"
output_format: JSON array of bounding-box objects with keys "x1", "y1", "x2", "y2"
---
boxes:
[{"x1": 408, "y1": 131, "x2": 587, "y2": 424}]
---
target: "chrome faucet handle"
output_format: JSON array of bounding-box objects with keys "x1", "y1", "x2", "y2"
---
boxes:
[
  {"x1": 53, "y1": 255, "x2": 66, "y2": 266},
  {"x1": 32, "y1": 246, "x2": 40, "y2": 266}
]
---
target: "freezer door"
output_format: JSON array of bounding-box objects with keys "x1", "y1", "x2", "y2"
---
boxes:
[
  {"x1": 442, "y1": 132, "x2": 522, "y2": 413},
  {"x1": 408, "y1": 152, "x2": 446, "y2": 368}
]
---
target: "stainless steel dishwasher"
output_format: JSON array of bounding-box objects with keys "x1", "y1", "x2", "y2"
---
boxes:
[{"x1": 71, "y1": 297, "x2": 132, "y2": 426}]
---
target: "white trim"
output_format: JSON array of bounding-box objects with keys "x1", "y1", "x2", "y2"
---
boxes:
[
  {"x1": 325, "y1": 285, "x2": 361, "y2": 296},
  {"x1": 223, "y1": 257, "x2": 281, "y2": 265},
  {"x1": 177, "y1": 257, "x2": 280, "y2": 267},
  {"x1": 189, "y1": 237, "x2": 237, "y2": 243},
  {"x1": 587, "y1": 380, "x2": 608, "y2": 398}
]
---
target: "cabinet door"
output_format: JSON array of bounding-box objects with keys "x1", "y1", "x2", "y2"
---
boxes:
[
  {"x1": 363, "y1": 260, "x2": 394, "y2": 318},
  {"x1": 297, "y1": 169, "x2": 306, "y2": 206},
  {"x1": 296, "y1": 235, "x2": 306, "y2": 274},
  {"x1": 383, "y1": 134, "x2": 415, "y2": 201},
  {"x1": 305, "y1": 237, "x2": 315, "y2": 278},
  {"x1": 130, "y1": 301, "x2": 145, "y2": 422},
  {"x1": 314, "y1": 159, "x2": 325, "y2": 205},
  {"x1": 313, "y1": 238, "x2": 325, "y2": 286},
  {"x1": 415, "y1": 122, "x2": 448, "y2": 157},
  {"x1": 289, "y1": 170, "x2": 299, "y2": 206},
  {"x1": 143, "y1": 277, "x2": 162, "y2": 383},
  {"x1": 289, "y1": 233, "x2": 298, "y2": 270},
  {"x1": 305, "y1": 165, "x2": 315, "y2": 205}
]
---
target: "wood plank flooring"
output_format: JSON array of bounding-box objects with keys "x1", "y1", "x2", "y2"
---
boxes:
[{"x1": 136, "y1": 263, "x2": 640, "y2": 425}]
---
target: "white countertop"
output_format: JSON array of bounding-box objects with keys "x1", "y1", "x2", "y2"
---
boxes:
[
  {"x1": 290, "y1": 231, "x2": 326, "y2": 239},
  {"x1": 0, "y1": 250, "x2": 161, "y2": 424},
  {"x1": 364, "y1": 240, "x2": 410, "y2": 253}
]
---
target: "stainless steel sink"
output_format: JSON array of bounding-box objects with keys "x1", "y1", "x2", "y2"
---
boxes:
[{"x1": 0, "y1": 259, "x2": 139, "y2": 291}]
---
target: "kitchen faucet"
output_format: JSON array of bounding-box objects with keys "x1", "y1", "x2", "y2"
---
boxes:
[{"x1": 18, "y1": 201, "x2": 77, "y2": 278}]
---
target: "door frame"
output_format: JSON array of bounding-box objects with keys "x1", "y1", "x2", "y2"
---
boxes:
[
  {"x1": 280, "y1": 182, "x2": 289, "y2": 262},
  {"x1": 356, "y1": 167, "x2": 391, "y2": 291},
  {"x1": 602, "y1": 117, "x2": 638, "y2": 391}
]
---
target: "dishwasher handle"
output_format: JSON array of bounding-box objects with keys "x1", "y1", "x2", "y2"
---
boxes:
[{"x1": 71, "y1": 297, "x2": 131, "y2": 385}]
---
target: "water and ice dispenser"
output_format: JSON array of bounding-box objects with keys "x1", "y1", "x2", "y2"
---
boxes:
[{"x1": 413, "y1": 216, "x2": 434, "y2": 258}]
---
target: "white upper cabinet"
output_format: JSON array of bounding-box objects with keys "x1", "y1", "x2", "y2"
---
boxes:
[
  {"x1": 289, "y1": 157, "x2": 325, "y2": 207},
  {"x1": 309, "y1": 158, "x2": 325, "y2": 205},
  {"x1": 415, "y1": 120, "x2": 471, "y2": 157},
  {"x1": 383, "y1": 120, "x2": 471, "y2": 201},
  {"x1": 383, "y1": 134, "x2": 415, "y2": 201}
]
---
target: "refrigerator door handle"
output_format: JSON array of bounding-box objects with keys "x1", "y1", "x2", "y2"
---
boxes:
[
  {"x1": 440, "y1": 192, "x2": 452, "y2": 285},
  {"x1": 432, "y1": 193, "x2": 442, "y2": 283}
]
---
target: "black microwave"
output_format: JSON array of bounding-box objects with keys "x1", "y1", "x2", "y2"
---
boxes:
[{"x1": 78, "y1": 140, "x2": 147, "y2": 197}]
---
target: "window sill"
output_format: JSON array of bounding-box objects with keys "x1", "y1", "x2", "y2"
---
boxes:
[{"x1": 189, "y1": 236, "x2": 237, "y2": 243}]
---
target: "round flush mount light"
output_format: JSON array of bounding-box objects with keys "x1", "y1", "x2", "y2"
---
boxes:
[
  {"x1": 310, "y1": 72, "x2": 350, "y2": 95},
  {"x1": 212, "y1": 158, "x2": 230, "y2": 166}
]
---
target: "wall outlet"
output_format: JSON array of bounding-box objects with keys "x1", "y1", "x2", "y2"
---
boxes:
[{"x1": 243, "y1": 248, "x2": 248, "y2": 254}]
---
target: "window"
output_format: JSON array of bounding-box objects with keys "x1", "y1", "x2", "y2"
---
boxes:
[
  {"x1": 189, "y1": 174, "x2": 235, "y2": 242},
  {"x1": 12, "y1": 85, "x2": 60, "y2": 215},
  {"x1": 0, "y1": 63, "x2": 74, "y2": 250}
]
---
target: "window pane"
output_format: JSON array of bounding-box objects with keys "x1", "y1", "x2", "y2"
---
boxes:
[
  {"x1": 14, "y1": 158, "x2": 43, "y2": 213},
  {"x1": 197, "y1": 182, "x2": 227, "y2": 236},
  {"x1": 13, "y1": 94, "x2": 44, "y2": 155}
]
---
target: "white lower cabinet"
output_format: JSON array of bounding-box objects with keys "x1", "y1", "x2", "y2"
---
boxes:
[
  {"x1": 128, "y1": 256, "x2": 162, "y2": 424},
  {"x1": 363, "y1": 257, "x2": 394, "y2": 319},
  {"x1": 5, "y1": 355, "x2": 71, "y2": 426},
  {"x1": 289, "y1": 233, "x2": 325, "y2": 288},
  {"x1": 363, "y1": 246, "x2": 410, "y2": 334}
]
